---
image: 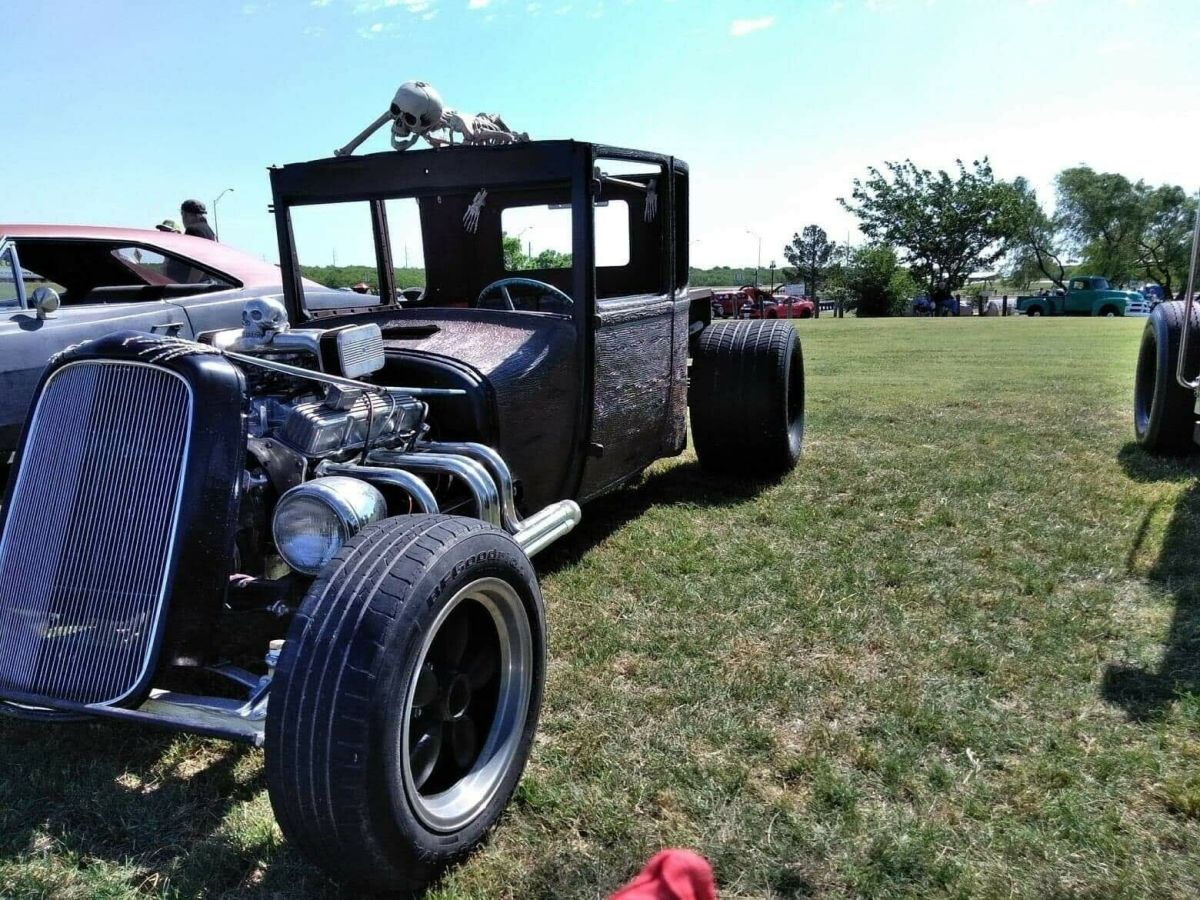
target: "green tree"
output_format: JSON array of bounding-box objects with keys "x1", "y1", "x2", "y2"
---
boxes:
[
  {"x1": 782, "y1": 225, "x2": 836, "y2": 319},
  {"x1": 844, "y1": 245, "x2": 914, "y2": 317},
  {"x1": 1003, "y1": 177, "x2": 1069, "y2": 289},
  {"x1": 531, "y1": 248, "x2": 572, "y2": 269},
  {"x1": 839, "y1": 158, "x2": 1016, "y2": 293},
  {"x1": 1133, "y1": 185, "x2": 1196, "y2": 298},
  {"x1": 502, "y1": 234, "x2": 571, "y2": 271},
  {"x1": 502, "y1": 234, "x2": 527, "y2": 270},
  {"x1": 1055, "y1": 166, "x2": 1144, "y2": 284}
]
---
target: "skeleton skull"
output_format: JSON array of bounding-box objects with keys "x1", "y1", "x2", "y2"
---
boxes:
[{"x1": 389, "y1": 81, "x2": 444, "y2": 139}]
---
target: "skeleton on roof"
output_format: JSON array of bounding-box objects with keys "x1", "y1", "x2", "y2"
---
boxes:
[{"x1": 335, "y1": 82, "x2": 529, "y2": 157}]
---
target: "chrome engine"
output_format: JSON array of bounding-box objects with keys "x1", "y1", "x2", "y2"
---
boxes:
[{"x1": 208, "y1": 296, "x2": 582, "y2": 580}]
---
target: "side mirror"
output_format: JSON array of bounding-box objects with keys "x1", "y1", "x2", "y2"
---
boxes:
[{"x1": 31, "y1": 286, "x2": 60, "y2": 320}]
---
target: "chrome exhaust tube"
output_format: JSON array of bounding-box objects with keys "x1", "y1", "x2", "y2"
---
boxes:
[
  {"x1": 367, "y1": 449, "x2": 501, "y2": 527},
  {"x1": 365, "y1": 444, "x2": 580, "y2": 554},
  {"x1": 513, "y1": 500, "x2": 582, "y2": 556},
  {"x1": 425, "y1": 441, "x2": 522, "y2": 531},
  {"x1": 318, "y1": 462, "x2": 440, "y2": 515}
]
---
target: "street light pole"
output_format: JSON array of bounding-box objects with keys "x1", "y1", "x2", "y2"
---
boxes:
[
  {"x1": 746, "y1": 228, "x2": 761, "y2": 288},
  {"x1": 213, "y1": 187, "x2": 234, "y2": 241}
]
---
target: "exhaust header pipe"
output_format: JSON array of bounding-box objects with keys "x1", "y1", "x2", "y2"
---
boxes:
[
  {"x1": 513, "y1": 500, "x2": 581, "y2": 556},
  {"x1": 363, "y1": 443, "x2": 581, "y2": 554}
]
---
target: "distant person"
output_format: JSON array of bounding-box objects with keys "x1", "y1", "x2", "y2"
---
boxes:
[
  {"x1": 181, "y1": 199, "x2": 216, "y2": 240},
  {"x1": 932, "y1": 282, "x2": 950, "y2": 316},
  {"x1": 155, "y1": 219, "x2": 182, "y2": 234},
  {"x1": 1002, "y1": 294, "x2": 1009, "y2": 316},
  {"x1": 953, "y1": 293, "x2": 962, "y2": 316}
]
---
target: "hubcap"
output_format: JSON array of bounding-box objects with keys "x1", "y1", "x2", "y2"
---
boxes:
[{"x1": 398, "y1": 577, "x2": 533, "y2": 832}]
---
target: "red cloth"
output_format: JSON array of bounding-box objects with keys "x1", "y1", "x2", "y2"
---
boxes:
[{"x1": 609, "y1": 850, "x2": 716, "y2": 900}]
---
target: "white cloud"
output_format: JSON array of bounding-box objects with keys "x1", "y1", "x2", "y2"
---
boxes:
[
  {"x1": 310, "y1": 0, "x2": 330, "y2": 6},
  {"x1": 730, "y1": 16, "x2": 774, "y2": 37},
  {"x1": 468, "y1": 0, "x2": 491, "y2": 7},
  {"x1": 354, "y1": 0, "x2": 433, "y2": 13}
]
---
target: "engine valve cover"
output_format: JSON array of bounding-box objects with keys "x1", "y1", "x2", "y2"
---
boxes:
[{"x1": 280, "y1": 390, "x2": 424, "y2": 456}]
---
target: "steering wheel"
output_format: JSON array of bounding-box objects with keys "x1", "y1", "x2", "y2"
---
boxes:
[{"x1": 476, "y1": 278, "x2": 573, "y2": 315}]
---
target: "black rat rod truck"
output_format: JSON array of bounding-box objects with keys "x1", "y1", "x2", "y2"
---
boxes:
[
  {"x1": 0, "y1": 136, "x2": 804, "y2": 892},
  {"x1": 1134, "y1": 201, "x2": 1200, "y2": 454}
]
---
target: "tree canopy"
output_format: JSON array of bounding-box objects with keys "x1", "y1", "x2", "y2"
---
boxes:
[
  {"x1": 1005, "y1": 166, "x2": 1196, "y2": 296},
  {"x1": 839, "y1": 158, "x2": 1016, "y2": 292}
]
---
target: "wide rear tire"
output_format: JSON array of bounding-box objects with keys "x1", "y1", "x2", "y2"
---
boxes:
[
  {"x1": 689, "y1": 320, "x2": 804, "y2": 475},
  {"x1": 266, "y1": 515, "x2": 545, "y2": 895},
  {"x1": 1134, "y1": 301, "x2": 1199, "y2": 454}
]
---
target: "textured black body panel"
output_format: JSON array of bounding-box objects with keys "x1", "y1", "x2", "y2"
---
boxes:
[
  {"x1": 580, "y1": 296, "x2": 674, "y2": 498},
  {"x1": 662, "y1": 294, "x2": 691, "y2": 457}
]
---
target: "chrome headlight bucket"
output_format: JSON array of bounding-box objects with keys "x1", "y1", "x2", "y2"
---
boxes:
[{"x1": 272, "y1": 476, "x2": 387, "y2": 575}]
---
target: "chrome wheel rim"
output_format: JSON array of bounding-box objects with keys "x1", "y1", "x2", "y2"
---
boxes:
[{"x1": 399, "y1": 577, "x2": 532, "y2": 832}]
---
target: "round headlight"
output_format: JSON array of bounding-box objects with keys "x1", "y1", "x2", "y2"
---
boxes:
[{"x1": 272, "y1": 476, "x2": 387, "y2": 575}]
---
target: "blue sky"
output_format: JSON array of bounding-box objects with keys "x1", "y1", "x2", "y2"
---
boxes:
[{"x1": 4, "y1": 0, "x2": 1197, "y2": 270}]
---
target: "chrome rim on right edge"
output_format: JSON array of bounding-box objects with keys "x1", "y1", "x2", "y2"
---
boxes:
[{"x1": 398, "y1": 577, "x2": 533, "y2": 832}]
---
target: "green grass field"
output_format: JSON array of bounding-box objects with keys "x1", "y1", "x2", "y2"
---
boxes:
[{"x1": 5, "y1": 316, "x2": 1200, "y2": 898}]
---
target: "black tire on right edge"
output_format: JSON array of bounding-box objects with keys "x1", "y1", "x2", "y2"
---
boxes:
[
  {"x1": 689, "y1": 320, "x2": 804, "y2": 475},
  {"x1": 1135, "y1": 300, "x2": 1199, "y2": 454}
]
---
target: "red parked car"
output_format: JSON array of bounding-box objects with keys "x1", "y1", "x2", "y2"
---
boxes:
[{"x1": 738, "y1": 285, "x2": 815, "y2": 319}]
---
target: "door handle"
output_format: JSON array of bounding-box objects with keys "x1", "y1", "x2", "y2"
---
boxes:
[{"x1": 151, "y1": 322, "x2": 183, "y2": 336}]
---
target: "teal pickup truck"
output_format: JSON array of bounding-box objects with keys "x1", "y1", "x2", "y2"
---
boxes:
[{"x1": 1017, "y1": 276, "x2": 1149, "y2": 317}]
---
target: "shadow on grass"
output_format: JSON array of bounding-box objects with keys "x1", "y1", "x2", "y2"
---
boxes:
[
  {"x1": 1104, "y1": 469, "x2": 1200, "y2": 721},
  {"x1": 1116, "y1": 441, "x2": 1200, "y2": 483},
  {"x1": 537, "y1": 459, "x2": 774, "y2": 576},
  {"x1": 0, "y1": 716, "x2": 341, "y2": 897}
]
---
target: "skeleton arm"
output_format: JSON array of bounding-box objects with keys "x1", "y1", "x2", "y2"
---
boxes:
[{"x1": 334, "y1": 110, "x2": 392, "y2": 157}]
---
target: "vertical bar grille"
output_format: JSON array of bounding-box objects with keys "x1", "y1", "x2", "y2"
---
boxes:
[{"x1": 0, "y1": 361, "x2": 191, "y2": 706}]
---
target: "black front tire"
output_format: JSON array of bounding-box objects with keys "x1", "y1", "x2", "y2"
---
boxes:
[
  {"x1": 689, "y1": 320, "x2": 805, "y2": 475},
  {"x1": 266, "y1": 515, "x2": 545, "y2": 895},
  {"x1": 1134, "y1": 301, "x2": 1199, "y2": 454}
]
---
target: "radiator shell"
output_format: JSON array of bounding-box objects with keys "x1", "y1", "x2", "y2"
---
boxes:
[{"x1": 0, "y1": 333, "x2": 247, "y2": 708}]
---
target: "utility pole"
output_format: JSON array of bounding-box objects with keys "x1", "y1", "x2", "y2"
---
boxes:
[{"x1": 746, "y1": 228, "x2": 761, "y2": 288}]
